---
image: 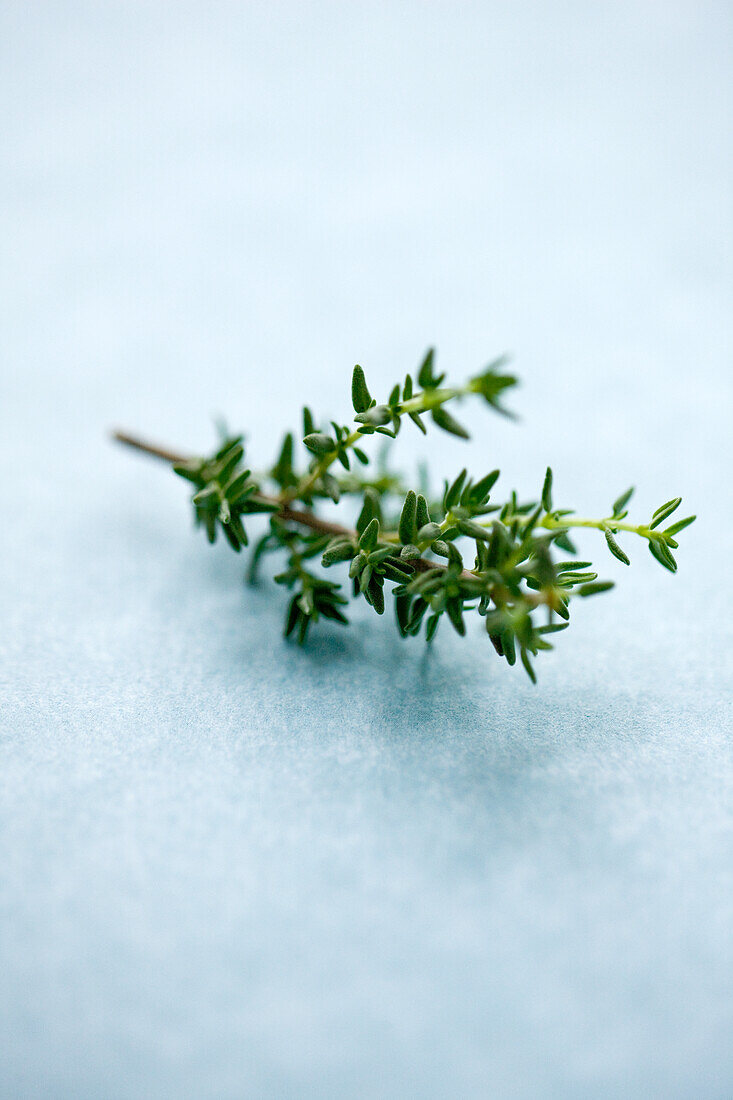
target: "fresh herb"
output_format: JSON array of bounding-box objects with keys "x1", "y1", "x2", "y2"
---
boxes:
[{"x1": 113, "y1": 349, "x2": 694, "y2": 681}]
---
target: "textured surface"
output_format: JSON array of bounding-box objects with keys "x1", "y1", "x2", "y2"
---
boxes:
[{"x1": 2, "y1": 3, "x2": 732, "y2": 1097}]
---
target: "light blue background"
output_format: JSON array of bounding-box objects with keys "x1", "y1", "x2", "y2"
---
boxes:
[{"x1": 2, "y1": 3, "x2": 732, "y2": 1096}]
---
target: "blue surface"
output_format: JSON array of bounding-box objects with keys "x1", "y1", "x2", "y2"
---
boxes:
[{"x1": 2, "y1": 3, "x2": 732, "y2": 1096}]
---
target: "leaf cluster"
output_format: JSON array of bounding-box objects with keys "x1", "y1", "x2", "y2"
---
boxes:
[
  {"x1": 173, "y1": 436, "x2": 277, "y2": 550},
  {"x1": 161, "y1": 349, "x2": 694, "y2": 681}
]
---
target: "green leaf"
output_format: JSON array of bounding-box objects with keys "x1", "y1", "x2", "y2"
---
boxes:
[
  {"x1": 400, "y1": 544, "x2": 421, "y2": 560},
  {"x1": 556, "y1": 571, "x2": 598, "y2": 585},
  {"x1": 520, "y1": 504, "x2": 543, "y2": 538},
  {"x1": 445, "y1": 469, "x2": 467, "y2": 510},
  {"x1": 425, "y1": 613, "x2": 441, "y2": 642},
  {"x1": 225, "y1": 471, "x2": 252, "y2": 503},
  {"x1": 247, "y1": 497, "x2": 280, "y2": 514},
  {"x1": 577, "y1": 581, "x2": 615, "y2": 597},
  {"x1": 413, "y1": 496, "x2": 429, "y2": 532},
  {"x1": 469, "y1": 358, "x2": 518, "y2": 415},
  {"x1": 417, "y1": 348, "x2": 433, "y2": 387},
  {"x1": 612, "y1": 486, "x2": 634, "y2": 517},
  {"x1": 472, "y1": 470, "x2": 500, "y2": 503},
  {"x1": 648, "y1": 538, "x2": 677, "y2": 573},
  {"x1": 457, "y1": 519, "x2": 491, "y2": 541},
  {"x1": 217, "y1": 444, "x2": 244, "y2": 484},
  {"x1": 417, "y1": 522, "x2": 442, "y2": 543},
  {"x1": 399, "y1": 490, "x2": 417, "y2": 545},
  {"x1": 354, "y1": 405, "x2": 392, "y2": 427},
  {"x1": 367, "y1": 547, "x2": 392, "y2": 565},
  {"x1": 213, "y1": 433, "x2": 242, "y2": 461},
  {"x1": 445, "y1": 599, "x2": 465, "y2": 636},
  {"x1": 318, "y1": 602, "x2": 349, "y2": 625},
  {"x1": 358, "y1": 517, "x2": 380, "y2": 552},
  {"x1": 381, "y1": 561, "x2": 412, "y2": 583},
  {"x1": 303, "y1": 433, "x2": 335, "y2": 455},
  {"x1": 284, "y1": 596, "x2": 300, "y2": 637},
  {"x1": 541, "y1": 467, "x2": 553, "y2": 512},
  {"x1": 447, "y1": 542, "x2": 463, "y2": 568},
  {"x1": 322, "y1": 541, "x2": 354, "y2": 566},
  {"x1": 351, "y1": 364, "x2": 372, "y2": 413},
  {"x1": 520, "y1": 648, "x2": 537, "y2": 683},
  {"x1": 431, "y1": 407, "x2": 469, "y2": 439},
  {"x1": 501, "y1": 629, "x2": 516, "y2": 666},
  {"x1": 322, "y1": 473, "x2": 340, "y2": 502},
  {"x1": 173, "y1": 462, "x2": 203, "y2": 484},
  {"x1": 406, "y1": 597, "x2": 428, "y2": 634},
  {"x1": 395, "y1": 595, "x2": 412, "y2": 637},
  {"x1": 220, "y1": 522, "x2": 242, "y2": 552},
  {"x1": 417, "y1": 348, "x2": 444, "y2": 389},
  {"x1": 349, "y1": 551, "x2": 366, "y2": 578},
  {"x1": 357, "y1": 489, "x2": 381, "y2": 535},
  {"x1": 193, "y1": 485, "x2": 219, "y2": 506},
  {"x1": 553, "y1": 531, "x2": 577, "y2": 554},
  {"x1": 663, "y1": 514, "x2": 696, "y2": 536},
  {"x1": 604, "y1": 529, "x2": 630, "y2": 565},
  {"x1": 368, "y1": 575, "x2": 385, "y2": 614},
  {"x1": 302, "y1": 407, "x2": 315, "y2": 437},
  {"x1": 230, "y1": 518, "x2": 248, "y2": 548},
  {"x1": 650, "y1": 497, "x2": 682, "y2": 529}
]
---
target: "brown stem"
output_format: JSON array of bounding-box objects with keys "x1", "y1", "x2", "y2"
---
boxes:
[
  {"x1": 112, "y1": 430, "x2": 191, "y2": 466},
  {"x1": 277, "y1": 505, "x2": 354, "y2": 538}
]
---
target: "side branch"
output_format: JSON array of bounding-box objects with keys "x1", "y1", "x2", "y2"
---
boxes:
[{"x1": 110, "y1": 429, "x2": 464, "y2": 576}]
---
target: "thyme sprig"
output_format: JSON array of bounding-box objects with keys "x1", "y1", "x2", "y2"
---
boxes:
[{"x1": 114, "y1": 349, "x2": 694, "y2": 681}]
